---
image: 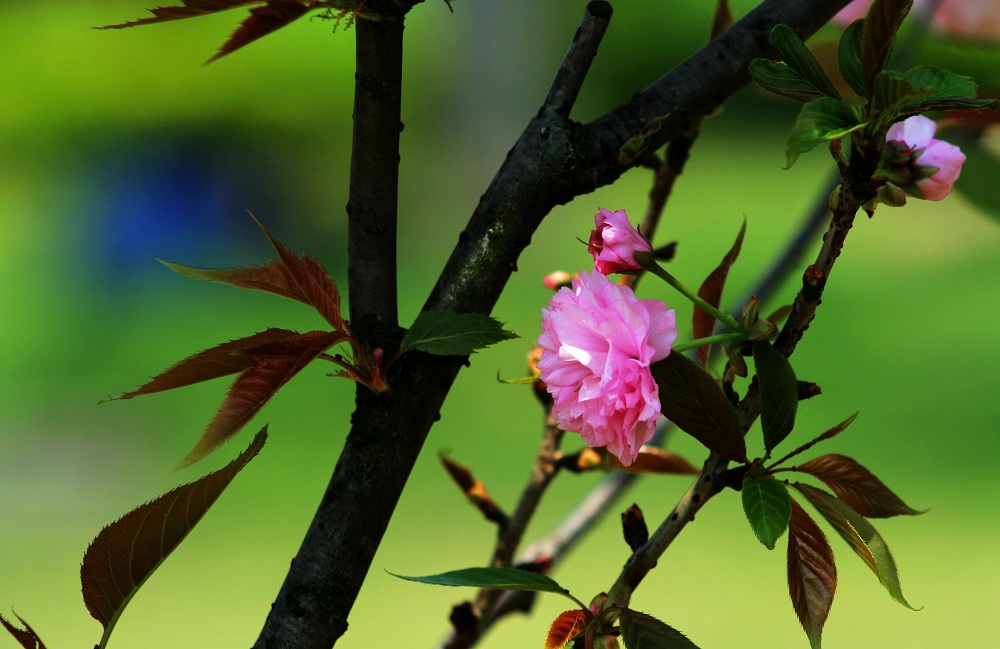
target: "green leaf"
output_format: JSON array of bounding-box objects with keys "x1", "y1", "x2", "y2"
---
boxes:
[
  {"x1": 876, "y1": 66, "x2": 997, "y2": 114},
  {"x1": 389, "y1": 566, "x2": 566, "y2": 595},
  {"x1": 749, "y1": 59, "x2": 828, "y2": 103},
  {"x1": 838, "y1": 19, "x2": 866, "y2": 98},
  {"x1": 742, "y1": 475, "x2": 792, "y2": 550},
  {"x1": 753, "y1": 341, "x2": 798, "y2": 455},
  {"x1": 792, "y1": 483, "x2": 918, "y2": 609},
  {"x1": 402, "y1": 310, "x2": 518, "y2": 355},
  {"x1": 618, "y1": 608, "x2": 701, "y2": 649},
  {"x1": 860, "y1": 0, "x2": 913, "y2": 96},
  {"x1": 787, "y1": 499, "x2": 837, "y2": 649},
  {"x1": 785, "y1": 98, "x2": 865, "y2": 168},
  {"x1": 769, "y1": 24, "x2": 839, "y2": 99},
  {"x1": 651, "y1": 353, "x2": 747, "y2": 463},
  {"x1": 81, "y1": 428, "x2": 268, "y2": 649}
]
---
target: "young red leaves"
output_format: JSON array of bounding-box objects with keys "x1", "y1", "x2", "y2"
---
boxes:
[
  {"x1": 693, "y1": 220, "x2": 745, "y2": 366},
  {"x1": 81, "y1": 429, "x2": 266, "y2": 649},
  {"x1": 545, "y1": 609, "x2": 590, "y2": 649},
  {"x1": 99, "y1": 1, "x2": 317, "y2": 64},
  {"x1": 0, "y1": 612, "x2": 48, "y2": 649},
  {"x1": 787, "y1": 499, "x2": 837, "y2": 649}
]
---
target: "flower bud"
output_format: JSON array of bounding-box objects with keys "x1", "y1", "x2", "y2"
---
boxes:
[
  {"x1": 881, "y1": 115, "x2": 965, "y2": 201},
  {"x1": 588, "y1": 208, "x2": 654, "y2": 275}
]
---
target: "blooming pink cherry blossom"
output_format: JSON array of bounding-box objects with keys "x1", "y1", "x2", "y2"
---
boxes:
[
  {"x1": 537, "y1": 270, "x2": 678, "y2": 466},
  {"x1": 588, "y1": 208, "x2": 653, "y2": 275},
  {"x1": 884, "y1": 115, "x2": 966, "y2": 201},
  {"x1": 834, "y1": 0, "x2": 1000, "y2": 42}
]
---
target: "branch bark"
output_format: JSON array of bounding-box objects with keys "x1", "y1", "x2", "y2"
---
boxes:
[{"x1": 255, "y1": 1, "x2": 851, "y2": 647}]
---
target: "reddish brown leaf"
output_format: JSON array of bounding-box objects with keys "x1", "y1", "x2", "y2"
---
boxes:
[
  {"x1": 182, "y1": 330, "x2": 344, "y2": 466},
  {"x1": 787, "y1": 498, "x2": 837, "y2": 649},
  {"x1": 100, "y1": 0, "x2": 267, "y2": 28},
  {"x1": 694, "y1": 220, "x2": 746, "y2": 365},
  {"x1": 797, "y1": 454, "x2": 923, "y2": 518},
  {"x1": 545, "y1": 609, "x2": 590, "y2": 649},
  {"x1": 162, "y1": 219, "x2": 346, "y2": 332},
  {"x1": 253, "y1": 216, "x2": 348, "y2": 331},
  {"x1": 610, "y1": 447, "x2": 699, "y2": 475},
  {"x1": 112, "y1": 328, "x2": 301, "y2": 400},
  {"x1": 439, "y1": 453, "x2": 508, "y2": 527},
  {"x1": 0, "y1": 612, "x2": 48, "y2": 649},
  {"x1": 209, "y1": 1, "x2": 313, "y2": 63},
  {"x1": 81, "y1": 428, "x2": 266, "y2": 647},
  {"x1": 769, "y1": 412, "x2": 859, "y2": 469}
]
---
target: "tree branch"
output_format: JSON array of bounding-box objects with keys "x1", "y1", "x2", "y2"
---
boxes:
[{"x1": 255, "y1": 1, "x2": 850, "y2": 647}]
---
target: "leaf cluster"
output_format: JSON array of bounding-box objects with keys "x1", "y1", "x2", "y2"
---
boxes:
[{"x1": 748, "y1": 0, "x2": 996, "y2": 170}]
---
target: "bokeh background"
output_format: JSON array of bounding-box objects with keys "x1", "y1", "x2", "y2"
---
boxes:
[{"x1": 3, "y1": 1, "x2": 999, "y2": 648}]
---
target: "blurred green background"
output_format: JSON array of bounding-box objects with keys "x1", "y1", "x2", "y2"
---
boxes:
[{"x1": 3, "y1": 1, "x2": 999, "y2": 648}]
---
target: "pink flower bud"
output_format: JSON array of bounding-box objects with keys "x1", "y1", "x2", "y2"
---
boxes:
[
  {"x1": 588, "y1": 208, "x2": 653, "y2": 275},
  {"x1": 537, "y1": 271, "x2": 677, "y2": 466},
  {"x1": 542, "y1": 271, "x2": 574, "y2": 290},
  {"x1": 883, "y1": 116, "x2": 965, "y2": 201}
]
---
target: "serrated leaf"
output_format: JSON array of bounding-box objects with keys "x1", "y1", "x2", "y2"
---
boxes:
[
  {"x1": 81, "y1": 428, "x2": 266, "y2": 649},
  {"x1": 742, "y1": 475, "x2": 792, "y2": 550},
  {"x1": 769, "y1": 412, "x2": 860, "y2": 468},
  {"x1": 769, "y1": 24, "x2": 840, "y2": 99},
  {"x1": 787, "y1": 498, "x2": 837, "y2": 649},
  {"x1": 208, "y1": 1, "x2": 312, "y2": 63},
  {"x1": 753, "y1": 341, "x2": 798, "y2": 455},
  {"x1": 162, "y1": 216, "x2": 347, "y2": 331},
  {"x1": 98, "y1": 1, "x2": 314, "y2": 63},
  {"x1": 0, "y1": 612, "x2": 48, "y2": 649},
  {"x1": 797, "y1": 454, "x2": 923, "y2": 518},
  {"x1": 785, "y1": 98, "x2": 865, "y2": 168},
  {"x1": 877, "y1": 66, "x2": 997, "y2": 114},
  {"x1": 838, "y1": 19, "x2": 866, "y2": 98},
  {"x1": 112, "y1": 328, "x2": 302, "y2": 400},
  {"x1": 693, "y1": 220, "x2": 745, "y2": 366},
  {"x1": 860, "y1": 0, "x2": 913, "y2": 96},
  {"x1": 402, "y1": 310, "x2": 518, "y2": 355},
  {"x1": 792, "y1": 483, "x2": 917, "y2": 609},
  {"x1": 749, "y1": 59, "x2": 828, "y2": 103},
  {"x1": 389, "y1": 566, "x2": 567, "y2": 595},
  {"x1": 651, "y1": 353, "x2": 747, "y2": 463},
  {"x1": 618, "y1": 608, "x2": 701, "y2": 649},
  {"x1": 180, "y1": 330, "x2": 346, "y2": 466},
  {"x1": 545, "y1": 609, "x2": 590, "y2": 649}
]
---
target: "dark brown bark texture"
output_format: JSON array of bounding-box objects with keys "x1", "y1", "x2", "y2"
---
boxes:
[{"x1": 254, "y1": 1, "x2": 850, "y2": 647}]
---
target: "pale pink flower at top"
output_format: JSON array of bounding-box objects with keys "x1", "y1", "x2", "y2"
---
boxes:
[
  {"x1": 884, "y1": 115, "x2": 966, "y2": 201},
  {"x1": 537, "y1": 270, "x2": 678, "y2": 466},
  {"x1": 833, "y1": 0, "x2": 1000, "y2": 41},
  {"x1": 588, "y1": 207, "x2": 653, "y2": 275}
]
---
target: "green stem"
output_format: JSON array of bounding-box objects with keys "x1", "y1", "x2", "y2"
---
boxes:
[
  {"x1": 637, "y1": 254, "x2": 741, "y2": 330},
  {"x1": 672, "y1": 331, "x2": 744, "y2": 354}
]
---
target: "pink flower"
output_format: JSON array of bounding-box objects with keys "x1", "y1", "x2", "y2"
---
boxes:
[
  {"x1": 588, "y1": 208, "x2": 653, "y2": 275},
  {"x1": 833, "y1": 0, "x2": 1000, "y2": 41},
  {"x1": 884, "y1": 115, "x2": 965, "y2": 201},
  {"x1": 537, "y1": 270, "x2": 678, "y2": 466}
]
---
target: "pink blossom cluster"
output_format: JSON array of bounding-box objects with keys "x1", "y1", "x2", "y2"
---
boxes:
[
  {"x1": 538, "y1": 270, "x2": 677, "y2": 466},
  {"x1": 883, "y1": 115, "x2": 966, "y2": 201},
  {"x1": 538, "y1": 209, "x2": 676, "y2": 466},
  {"x1": 834, "y1": 0, "x2": 1000, "y2": 42}
]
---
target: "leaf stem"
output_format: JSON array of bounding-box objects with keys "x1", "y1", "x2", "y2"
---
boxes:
[
  {"x1": 638, "y1": 254, "x2": 742, "y2": 330},
  {"x1": 672, "y1": 332, "x2": 745, "y2": 354}
]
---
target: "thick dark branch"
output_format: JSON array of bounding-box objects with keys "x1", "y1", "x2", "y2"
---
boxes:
[
  {"x1": 347, "y1": 17, "x2": 403, "y2": 335},
  {"x1": 540, "y1": 1, "x2": 613, "y2": 120},
  {"x1": 256, "y1": 2, "x2": 848, "y2": 647},
  {"x1": 425, "y1": 0, "x2": 847, "y2": 315}
]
